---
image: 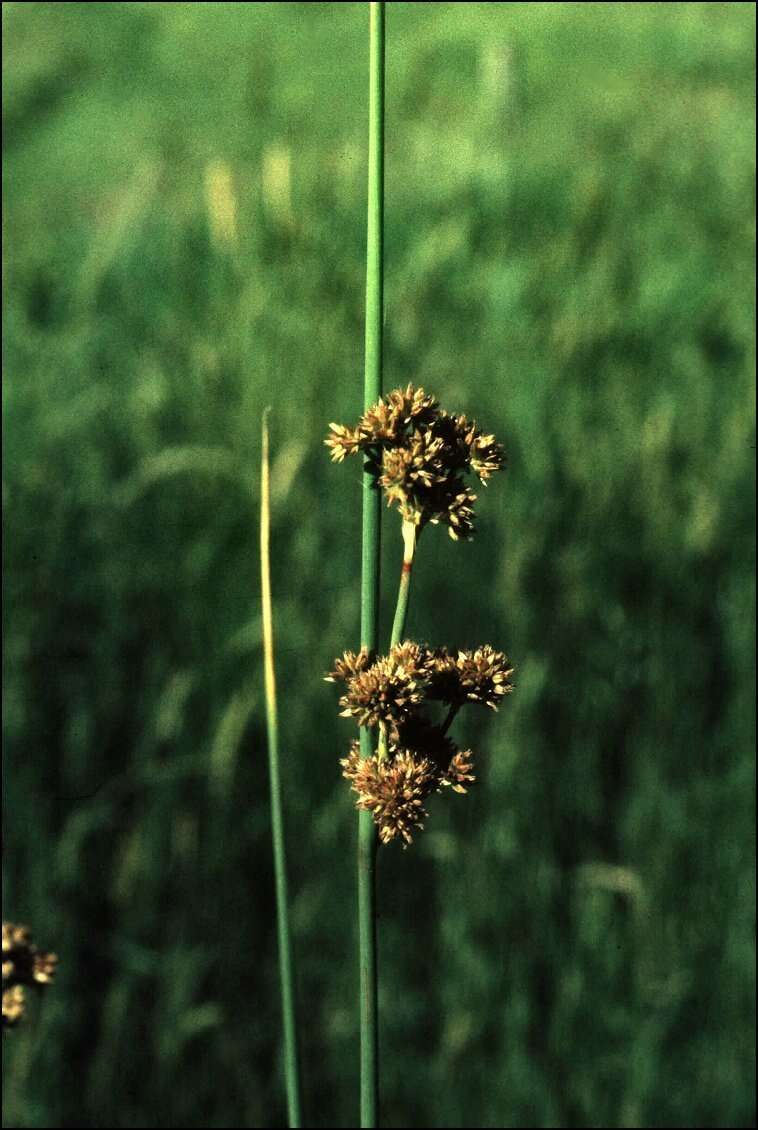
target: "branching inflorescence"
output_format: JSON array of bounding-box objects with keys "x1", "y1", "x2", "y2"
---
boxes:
[
  {"x1": 328, "y1": 642, "x2": 513, "y2": 844},
  {"x1": 2, "y1": 922, "x2": 58, "y2": 1029},
  {"x1": 326, "y1": 385, "x2": 514, "y2": 846},
  {"x1": 326, "y1": 383, "x2": 505, "y2": 540}
]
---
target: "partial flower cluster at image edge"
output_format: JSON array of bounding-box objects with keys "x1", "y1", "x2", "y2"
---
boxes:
[{"x1": 3, "y1": 922, "x2": 58, "y2": 1029}]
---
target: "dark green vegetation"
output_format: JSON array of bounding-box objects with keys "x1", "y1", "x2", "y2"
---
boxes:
[{"x1": 2, "y1": 2, "x2": 755, "y2": 1126}]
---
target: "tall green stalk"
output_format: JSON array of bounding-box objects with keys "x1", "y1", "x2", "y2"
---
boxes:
[
  {"x1": 359, "y1": 3, "x2": 385, "y2": 1127},
  {"x1": 261, "y1": 411, "x2": 302, "y2": 1129}
]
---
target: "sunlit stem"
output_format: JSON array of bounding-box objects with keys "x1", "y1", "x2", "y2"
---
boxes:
[
  {"x1": 378, "y1": 521, "x2": 418, "y2": 762},
  {"x1": 261, "y1": 410, "x2": 302, "y2": 1128}
]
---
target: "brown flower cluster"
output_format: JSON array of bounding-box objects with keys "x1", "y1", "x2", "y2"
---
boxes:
[
  {"x1": 3, "y1": 922, "x2": 58, "y2": 1029},
  {"x1": 328, "y1": 641, "x2": 513, "y2": 845},
  {"x1": 341, "y1": 744, "x2": 438, "y2": 846},
  {"x1": 328, "y1": 642, "x2": 514, "y2": 729},
  {"x1": 325, "y1": 385, "x2": 505, "y2": 539}
]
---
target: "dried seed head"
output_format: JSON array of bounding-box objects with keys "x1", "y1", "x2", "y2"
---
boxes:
[
  {"x1": 341, "y1": 744, "x2": 437, "y2": 846},
  {"x1": 325, "y1": 648, "x2": 372, "y2": 684},
  {"x1": 335, "y1": 643, "x2": 436, "y2": 728},
  {"x1": 2, "y1": 921, "x2": 57, "y2": 1030},
  {"x1": 439, "y1": 749, "x2": 476, "y2": 793},
  {"x1": 453, "y1": 645, "x2": 515, "y2": 709},
  {"x1": 2, "y1": 922, "x2": 30, "y2": 955},
  {"x1": 3, "y1": 985, "x2": 25, "y2": 1029},
  {"x1": 424, "y1": 646, "x2": 514, "y2": 709},
  {"x1": 31, "y1": 950, "x2": 58, "y2": 985},
  {"x1": 325, "y1": 384, "x2": 505, "y2": 539},
  {"x1": 470, "y1": 433, "x2": 504, "y2": 483},
  {"x1": 359, "y1": 386, "x2": 440, "y2": 444},
  {"x1": 324, "y1": 422, "x2": 363, "y2": 462},
  {"x1": 330, "y1": 638, "x2": 513, "y2": 845},
  {"x1": 2, "y1": 922, "x2": 59, "y2": 989},
  {"x1": 330, "y1": 642, "x2": 514, "y2": 731}
]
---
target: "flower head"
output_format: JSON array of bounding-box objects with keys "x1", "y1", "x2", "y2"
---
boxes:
[
  {"x1": 439, "y1": 749, "x2": 476, "y2": 793},
  {"x1": 326, "y1": 385, "x2": 505, "y2": 539},
  {"x1": 330, "y1": 640, "x2": 514, "y2": 845},
  {"x1": 325, "y1": 648, "x2": 372, "y2": 684},
  {"x1": 332, "y1": 642, "x2": 436, "y2": 729},
  {"x1": 2, "y1": 922, "x2": 57, "y2": 1029},
  {"x1": 328, "y1": 641, "x2": 514, "y2": 731},
  {"x1": 341, "y1": 743, "x2": 437, "y2": 845},
  {"x1": 3, "y1": 985, "x2": 25, "y2": 1028},
  {"x1": 428, "y1": 645, "x2": 515, "y2": 710}
]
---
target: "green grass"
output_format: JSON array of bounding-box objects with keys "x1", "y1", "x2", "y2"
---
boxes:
[{"x1": 2, "y1": 3, "x2": 755, "y2": 1127}]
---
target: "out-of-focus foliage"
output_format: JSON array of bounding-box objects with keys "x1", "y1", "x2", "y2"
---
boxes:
[{"x1": 2, "y1": 3, "x2": 755, "y2": 1127}]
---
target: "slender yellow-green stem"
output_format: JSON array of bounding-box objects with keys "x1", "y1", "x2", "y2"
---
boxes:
[
  {"x1": 378, "y1": 522, "x2": 417, "y2": 762},
  {"x1": 389, "y1": 521, "x2": 416, "y2": 649},
  {"x1": 261, "y1": 411, "x2": 302, "y2": 1129},
  {"x1": 359, "y1": 3, "x2": 385, "y2": 1126}
]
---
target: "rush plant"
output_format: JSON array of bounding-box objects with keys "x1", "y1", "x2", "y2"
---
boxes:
[
  {"x1": 327, "y1": 387, "x2": 514, "y2": 1122},
  {"x1": 326, "y1": 13, "x2": 514, "y2": 1125}
]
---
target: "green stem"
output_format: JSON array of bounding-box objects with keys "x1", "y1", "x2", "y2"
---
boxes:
[
  {"x1": 389, "y1": 521, "x2": 416, "y2": 649},
  {"x1": 357, "y1": 807, "x2": 378, "y2": 1128},
  {"x1": 440, "y1": 702, "x2": 460, "y2": 736},
  {"x1": 378, "y1": 521, "x2": 418, "y2": 762},
  {"x1": 261, "y1": 411, "x2": 302, "y2": 1128},
  {"x1": 359, "y1": 4, "x2": 385, "y2": 1127}
]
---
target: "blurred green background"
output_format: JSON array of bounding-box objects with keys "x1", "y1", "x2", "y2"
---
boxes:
[{"x1": 2, "y1": 2, "x2": 755, "y2": 1127}]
